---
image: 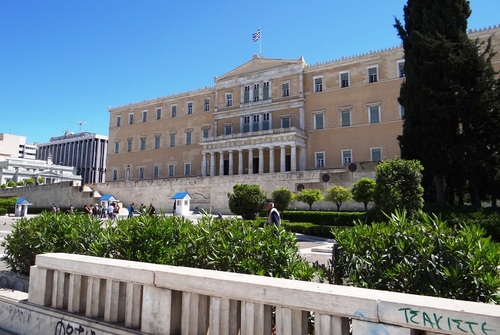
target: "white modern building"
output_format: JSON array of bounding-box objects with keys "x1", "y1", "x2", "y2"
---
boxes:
[
  {"x1": 36, "y1": 131, "x2": 108, "y2": 184},
  {"x1": 0, "y1": 133, "x2": 37, "y2": 159}
]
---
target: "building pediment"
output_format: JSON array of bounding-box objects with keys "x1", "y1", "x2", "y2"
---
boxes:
[{"x1": 216, "y1": 55, "x2": 305, "y2": 82}]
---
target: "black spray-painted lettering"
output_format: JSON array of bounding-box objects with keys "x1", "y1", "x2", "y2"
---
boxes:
[{"x1": 54, "y1": 319, "x2": 97, "y2": 335}]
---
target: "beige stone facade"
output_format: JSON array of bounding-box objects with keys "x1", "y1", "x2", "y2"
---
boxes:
[{"x1": 107, "y1": 26, "x2": 500, "y2": 183}]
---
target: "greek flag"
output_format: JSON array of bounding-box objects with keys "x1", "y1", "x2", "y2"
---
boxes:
[{"x1": 252, "y1": 29, "x2": 261, "y2": 42}]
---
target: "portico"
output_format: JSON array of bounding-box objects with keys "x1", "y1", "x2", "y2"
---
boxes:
[{"x1": 201, "y1": 127, "x2": 306, "y2": 176}]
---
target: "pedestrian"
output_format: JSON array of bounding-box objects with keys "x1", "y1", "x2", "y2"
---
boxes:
[
  {"x1": 148, "y1": 203, "x2": 156, "y2": 216},
  {"x1": 263, "y1": 199, "x2": 281, "y2": 228},
  {"x1": 128, "y1": 203, "x2": 135, "y2": 218},
  {"x1": 107, "y1": 202, "x2": 115, "y2": 221}
]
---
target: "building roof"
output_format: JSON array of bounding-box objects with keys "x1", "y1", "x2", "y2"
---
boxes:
[
  {"x1": 15, "y1": 198, "x2": 32, "y2": 205},
  {"x1": 101, "y1": 194, "x2": 118, "y2": 201},
  {"x1": 172, "y1": 192, "x2": 191, "y2": 200}
]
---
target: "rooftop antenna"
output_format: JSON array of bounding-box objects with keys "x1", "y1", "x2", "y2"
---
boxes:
[{"x1": 76, "y1": 121, "x2": 87, "y2": 132}]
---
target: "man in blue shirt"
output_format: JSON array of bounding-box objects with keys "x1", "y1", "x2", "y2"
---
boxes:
[{"x1": 263, "y1": 199, "x2": 281, "y2": 228}]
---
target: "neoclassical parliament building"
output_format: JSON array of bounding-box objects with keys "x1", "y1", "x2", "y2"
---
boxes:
[{"x1": 106, "y1": 26, "x2": 500, "y2": 184}]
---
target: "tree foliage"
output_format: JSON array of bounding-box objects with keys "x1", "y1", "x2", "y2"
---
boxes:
[
  {"x1": 351, "y1": 178, "x2": 376, "y2": 211},
  {"x1": 325, "y1": 185, "x2": 351, "y2": 211},
  {"x1": 272, "y1": 187, "x2": 294, "y2": 214},
  {"x1": 394, "y1": 0, "x2": 500, "y2": 205},
  {"x1": 295, "y1": 189, "x2": 324, "y2": 210},
  {"x1": 374, "y1": 158, "x2": 424, "y2": 218},
  {"x1": 227, "y1": 184, "x2": 266, "y2": 220}
]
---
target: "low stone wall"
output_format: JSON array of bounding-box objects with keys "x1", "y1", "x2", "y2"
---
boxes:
[
  {"x1": 16, "y1": 253, "x2": 500, "y2": 335},
  {"x1": 0, "y1": 165, "x2": 376, "y2": 214}
]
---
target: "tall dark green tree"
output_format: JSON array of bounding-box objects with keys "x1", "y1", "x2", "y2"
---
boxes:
[
  {"x1": 394, "y1": 0, "x2": 475, "y2": 204},
  {"x1": 454, "y1": 37, "x2": 500, "y2": 205}
]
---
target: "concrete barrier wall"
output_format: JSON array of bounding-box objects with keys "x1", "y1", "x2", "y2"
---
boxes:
[
  {"x1": 18, "y1": 253, "x2": 500, "y2": 335},
  {"x1": 0, "y1": 166, "x2": 376, "y2": 214}
]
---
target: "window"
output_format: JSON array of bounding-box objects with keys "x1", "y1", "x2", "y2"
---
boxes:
[
  {"x1": 371, "y1": 148, "x2": 382, "y2": 162},
  {"x1": 116, "y1": 116, "x2": 121, "y2": 127},
  {"x1": 397, "y1": 60, "x2": 405, "y2": 78},
  {"x1": 243, "y1": 116, "x2": 250, "y2": 133},
  {"x1": 156, "y1": 108, "x2": 162, "y2": 120},
  {"x1": 369, "y1": 105, "x2": 381, "y2": 123},
  {"x1": 142, "y1": 110, "x2": 148, "y2": 122},
  {"x1": 127, "y1": 139, "x2": 133, "y2": 152},
  {"x1": 128, "y1": 113, "x2": 134, "y2": 125},
  {"x1": 244, "y1": 85, "x2": 250, "y2": 103},
  {"x1": 185, "y1": 131, "x2": 192, "y2": 145},
  {"x1": 139, "y1": 167, "x2": 145, "y2": 179},
  {"x1": 168, "y1": 164, "x2": 175, "y2": 177},
  {"x1": 252, "y1": 114, "x2": 260, "y2": 131},
  {"x1": 224, "y1": 125, "x2": 232, "y2": 136},
  {"x1": 202, "y1": 128, "x2": 210, "y2": 139},
  {"x1": 341, "y1": 109, "x2": 351, "y2": 127},
  {"x1": 184, "y1": 163, "x2": 191, "y2": 176},
  {"x1": 315, "y1": 152, "x2": 325, "y2": 168},
  {"x1": 263, "y1": 81, "x2": 269, "y2": 100},
  {"x1": 342, "y1": 150, "x2": 352, "y2": 166},
  {"x1": 262, "y1": 113, "x2": 270, "y2": 130},
  {"x1": 281, "y1": 116, "x2": 291, "y2": 128},
  {"x1": 281, "y1": 82, "x2": 289, "y2": 97},
  {"x1": 154, "y1": 134, "x2": 161, "y2": 149},
  {"x1": 153, "y1": 165, "x2": 159, "y2": 178},
  {"x1": 339, "y1": 71, "x2": 349, "y2": 88},
  {"x1": 114, "y1": 141, "x2": 119, "y2": 154},
  {"x1": 140, "y1": 137, "x2": 146, "y2": 150},
  {"x1": 112, "y1": 169, "x2": 118, "y2": 181},
  {"x1": 368, "y1": 66, "x2": 378, "y2": 83},
  {"x1": 187, "y1": 102, "x2": 193, "y2": 114},
  {"x1": 399, "y1": 104, "x2": 405, "y2": 119},
  {"x1": 253, "y1": 84, "x2": 260, "y2": 102},
  {"x1": 226, "y1": 93, "x2": 233, "y2": 107},
  {"x1": 314, "y1": 76, "x2": 323, "y2": 92},
  {"x1": 314, "y1": 112, "x2": 324, "y2": 130},
  {"x1": 171, "y1": 105, "x2": 177, "y2": 117},
  {"x1": 204, "y1": 98, "x2": 210, "y2": 112},
  {"x1": 169, "y1": 133, "x2": 176, "y2": 147}
]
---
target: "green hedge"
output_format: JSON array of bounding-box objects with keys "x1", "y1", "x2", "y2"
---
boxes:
[
  {"x1": 2, "y1": 211, "x2": 316, "y2": 281},
  {"x1": 283, "y1": 210, "x2": 366, "y2": 227},
  {"x1": 332, "y1": 210, "x2": 500, "y2": 303},
  {"x1": 0, "y1": 208, "x2": 7, "y2": 216}
]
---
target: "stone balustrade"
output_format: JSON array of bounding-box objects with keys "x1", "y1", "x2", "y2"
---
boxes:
[{"x1": 28, "y1": 253, "x2": 500, "y2": 335}]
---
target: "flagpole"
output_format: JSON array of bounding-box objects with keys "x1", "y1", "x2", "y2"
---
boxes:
[{"x1": 259, "y1": 27, "x2": 262, "y2": 57}]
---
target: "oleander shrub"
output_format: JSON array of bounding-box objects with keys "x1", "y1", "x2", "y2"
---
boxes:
[
  {"x1": 332, "y1": 210, "x2": 500, "y2": 303},
  {"x1": 2, "y1": 212, "x2": 316, "y2": 281}
]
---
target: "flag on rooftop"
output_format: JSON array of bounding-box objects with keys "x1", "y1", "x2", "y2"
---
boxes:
[{"x1": 252, "y1": 29, "x2": 261, "y2": 42}]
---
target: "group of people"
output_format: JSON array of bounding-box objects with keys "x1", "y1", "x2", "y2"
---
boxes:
[{"x1": 83, "y1": 203, "x2": 108, "y2": 218}]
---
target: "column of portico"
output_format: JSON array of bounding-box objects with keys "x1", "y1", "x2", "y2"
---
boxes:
[
  {"x1": 280, "y1": 146, "x2": 286, "y2": 172},
  {"x1": 258, "y1": 148, "x2": 264, "y2": 174},
  {"x1": 269, "y1": 146, "x2": 275, "y2": 173},
  {"x1": 248, "y1": 150, "x2": 253, "y2": 174},
  {"x1": 219, "y1": 151, "x2": 224, "y2": 176},
  {"x1": 201, "y1": 152, "x2": 207, "y2": 177},
  {"x1": 299, "y1": 146, "x2": 306, "y2": 171},
  {"x1": 210, "y1": 152, "x2": 216, "y2": 177},
  {"x1": 291, "y1": 145, "x2": 297, "y2": 172},
  {"x1": 238, "y1": 150, "x2": 243, "y2": 175},
  {"x1": 228, "y1": 150, "x2": 234, "y2": 176}
]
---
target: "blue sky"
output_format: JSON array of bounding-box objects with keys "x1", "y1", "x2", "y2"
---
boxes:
[{"x1": 1, "y1": 1, "x2": 498, "y2": 144}]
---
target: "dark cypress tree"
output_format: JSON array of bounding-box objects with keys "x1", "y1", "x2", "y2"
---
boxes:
[{"x1": 394, "y1": 0, "x2": 499, "y2": 204}]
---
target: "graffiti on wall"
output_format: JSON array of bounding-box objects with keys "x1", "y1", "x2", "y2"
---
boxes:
[
  {"x1": 399, "y1": 308, "x2": 495, "y2": 335},
  {"x1": 54, "y1": 319, "x2": 97, "y2": 335}
]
